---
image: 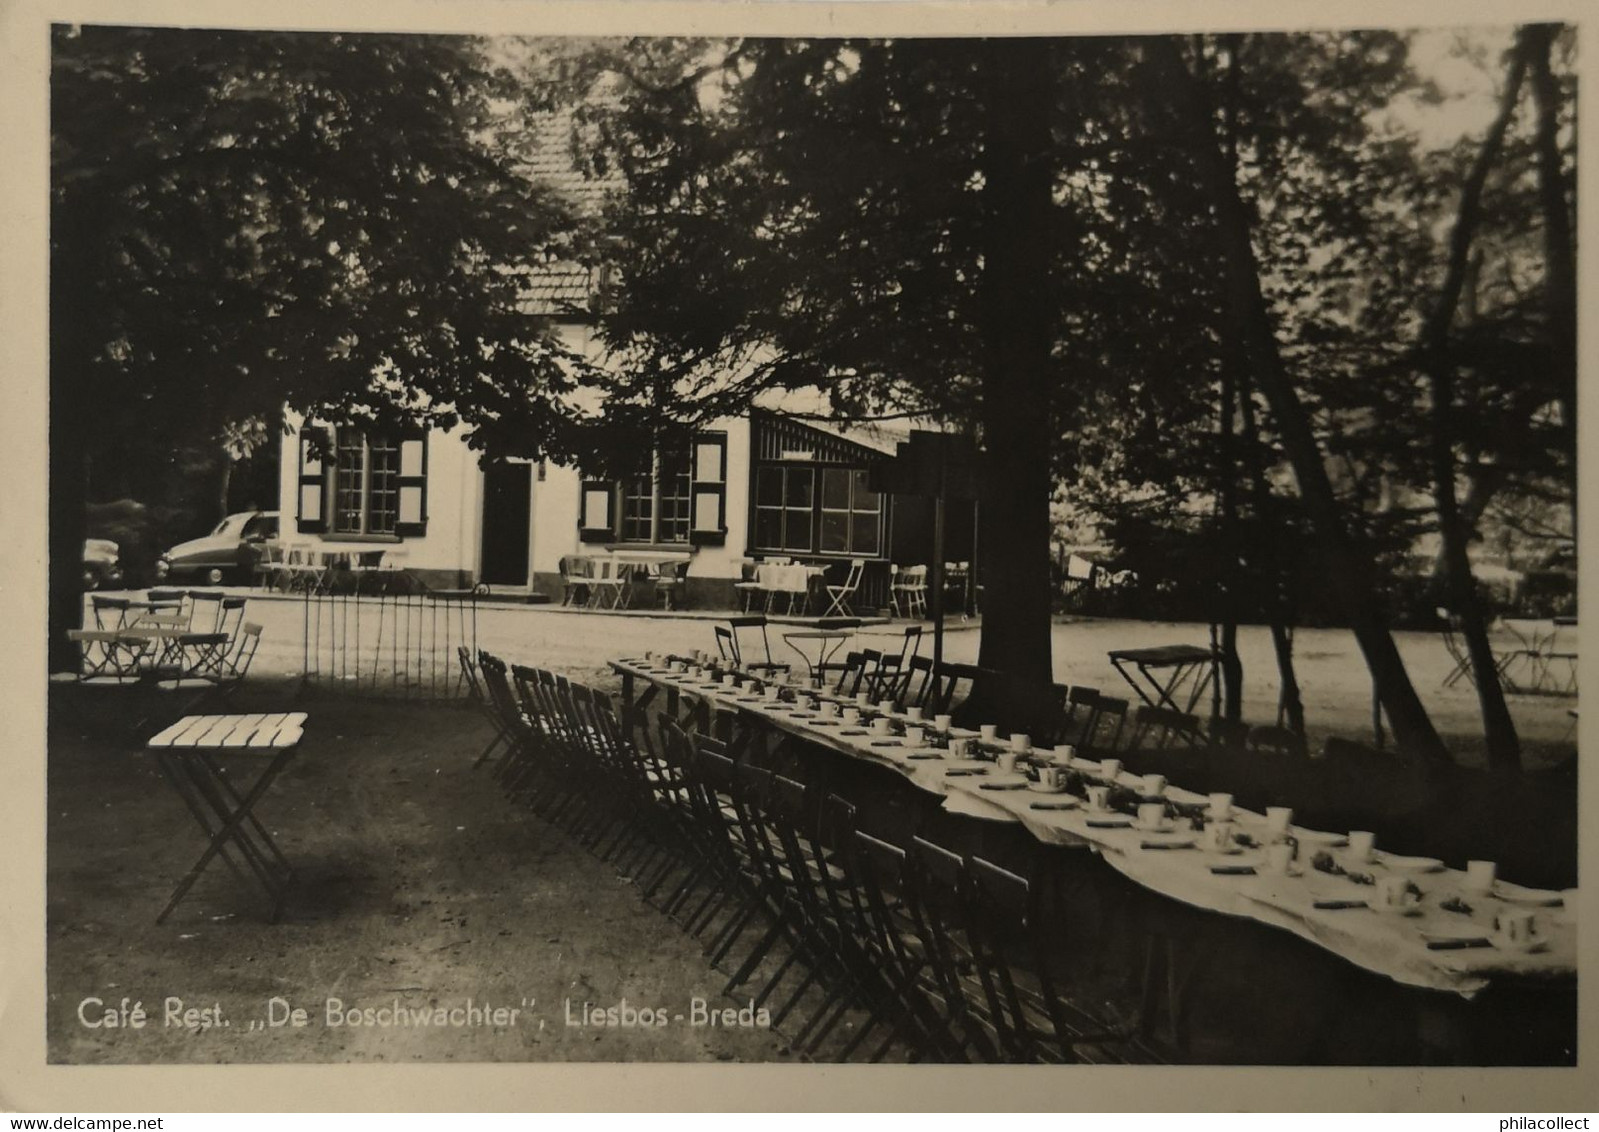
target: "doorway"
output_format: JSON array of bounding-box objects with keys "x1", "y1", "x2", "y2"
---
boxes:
[{"x1": 480, "y1": 462, "x2": 532, "y2": 588}]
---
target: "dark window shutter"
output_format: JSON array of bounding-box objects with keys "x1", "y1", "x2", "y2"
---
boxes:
[
  {"x1": 296, "y1": 426, "x2": 331, "y2": 534},
  {"x1": 689, "y1": 431, "x2": 728, "y2": 546},
  {"x1": 395, "y1": 431, "x2": 428, "y2": 537},
  {"x1": 579, "y1": 479, "x2": 614, "y2": 544}
]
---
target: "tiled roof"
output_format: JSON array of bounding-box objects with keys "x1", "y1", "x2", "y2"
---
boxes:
[{"x1": 521, "y1": 111, "x2": 618, "y2": 317}]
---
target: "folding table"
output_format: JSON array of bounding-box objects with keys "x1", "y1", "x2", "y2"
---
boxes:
[
  {"x1": 783, "y1": 624, "x2": 857, "y2": 685},
  {"x1": 144, "y1": 712, "x2": 308, "y2": 923},
  {"x1": 1107, "y1": 644, "x2": 1220, "y2": 717}
]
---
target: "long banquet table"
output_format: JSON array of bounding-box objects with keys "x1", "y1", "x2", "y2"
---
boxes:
[{"x1": 610, "y1": 656, "x2": 1577, "y2": 1007}]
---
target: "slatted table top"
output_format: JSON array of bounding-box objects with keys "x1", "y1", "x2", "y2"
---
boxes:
[
  {"x1": 1107, "y1": 644, "x2": 1218, "y2": 666},
  {"x1": 146, "y1": 712, "x2": 308, "y2": 751}
]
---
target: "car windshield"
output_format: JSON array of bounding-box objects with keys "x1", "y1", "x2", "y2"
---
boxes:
[
  {"x1": 210, "y1": 514, "x2": 249, "y2": 538},
  {"x1": 242, "y1": 514, "x2": 278, "y2": 539}
]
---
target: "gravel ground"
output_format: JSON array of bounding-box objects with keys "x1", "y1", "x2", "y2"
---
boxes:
[{"x1": 108, "y1": 589, "x2": 1578, "y2": 768}]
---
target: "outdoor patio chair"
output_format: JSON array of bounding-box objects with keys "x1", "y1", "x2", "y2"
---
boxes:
[
  {"x1": 1127, "y1": 705, "x2": 1204, "y2": 752},
  {"x1": 653, "y1": 560, "x2": 687, "y2": 611},
  {"x1": 588, "y1": 557, "x2": 630, "y2": 609},
  {"x1": 89, "y1": 595, "x2": 135, "y2": 631},
  {"x1": 1437, "y1": 608, "x2": 1478, "y2": 689},
  {"x1": 824, "y1": 559, "x2": 867, "y2": 617},
  {"x1": 845, "y1": 830, "x2": 968, "y2": 1062},
  {"x1": 1071, "y1": 693, "x2": 1127, "y2": 757},
  {"x1": 764, "y1": 563, "x2": 813, "y2": 616},
  {"x1": 558, "y1": 555, "x2": 593, "y2": 607},
  {"x1": 963, "y1": 855, "x2": 1133, "y2": 1063},
  {"x1": 716, "y1": 615, "x2": 788, "y2": 678},
  {"x1": 1208, "y1": 717, "x2": 1250, "y2": 751},
  {"x1": 65, "y1": 628, "x2": 147, "y2": 685},
  {"x1": 1246, "y1": 724, "x2": 1307, "y2": 759},
  {"x1": 1048, "y1": 685, "x2": 1100, "y2": 749},
  {"x1": 733, "y1": 561, "x2": 765, "y2": 613},
  {"x1": 889, "y1": 564, "x2": 929, "y2": 620},
  {"x1": 907, "y1": 837, "x2": 1003, "y2": 1061},
  {"x1": 252, "y1": 542, "x2": 288, "y2": 591}
]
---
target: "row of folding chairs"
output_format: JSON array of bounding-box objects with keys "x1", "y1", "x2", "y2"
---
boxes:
[{"x1": 458, "y1": 647, "x2": 1150, "y2": 1063}]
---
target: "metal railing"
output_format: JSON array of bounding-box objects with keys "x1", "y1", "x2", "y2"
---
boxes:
[{"x1": 299, "y1": 588, "x2": 479, "y2": 699}]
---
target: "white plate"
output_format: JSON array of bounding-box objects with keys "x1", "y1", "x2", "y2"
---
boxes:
[
  {"x1": 1492, "y1": 881, "x2": 1565, "y2": 907},
  {"x1": 1420, "y1": 925, "x2": 1492, "y2": 946},
  {"x1": 1133, "y1": 819, "x2": 1177, "y2": 834},
  {"x1": 1027, "y1": 781, "x2": 1067, "y2": 794},
  {"x1": 1378, "y1": 854, "x2": 1445, "y2": 873},
  {"x1": 1292, "y1": 827, "x2": 1350, "y2": 848},
  {"x1": 1371, "y1": 900, "x2": 1424, "y2": 917}
]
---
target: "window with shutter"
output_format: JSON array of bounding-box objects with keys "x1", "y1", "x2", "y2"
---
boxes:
[
  {"x1": 688, "y1": 432, "x2": 727, "y2": 546},
  {"x1": 296, "y1": 428, "x2": 331, "y2": 534},
  {"x1": 578, "y1": 479, "x2": 614, "y2": 543}
]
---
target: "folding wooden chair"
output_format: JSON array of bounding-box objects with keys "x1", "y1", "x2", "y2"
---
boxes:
[
  {"x1": 1246, "y1": 724, "x2": 1307, "y2": 758},
  {"x1": 1127, "y1": 705, "x2": 1204, "y2": 752},
  {"x1": 824, "y1": 558, "x2": 867, "y2": 617},
  {"x1": 964, "y1": 855, "x2": 1136, "y2": 1063}
]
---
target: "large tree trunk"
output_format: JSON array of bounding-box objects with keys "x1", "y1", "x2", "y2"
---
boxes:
[
  {"x1": 972, "y1": 38, "x2": 1057, "y2": 730},
  {"x1": 1422, "y1": 42, "x2": 1528, "y2": 770},
  {"x1": 1217, "y1": 368, "x2": 1244, "y2": 722},
  {"x1": 1236, "y1": 377, "x2": 1307, "y2": 735},
  {"x1": 1144, "y1": 37, "x2": 1450, "y2": 764},
  {"x1": 1522, "y1": 23, "x2": 1578, "y2": 542}
]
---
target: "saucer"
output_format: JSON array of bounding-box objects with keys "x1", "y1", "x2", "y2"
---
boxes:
[
  {"x1": 1132, "y1": 819, "x2": 1177, "y2": 834},
  {"x1": 1371, "y1": 900, "x2": 1423, "y2": 917},
  {"x1": 1378, "y1": 854, "x2": 1445, "y2": 873},
  {"x1": 1420, "y1": 925, "x2": 1491, "y2": 947},
  {"x1": 1491, "y1": 881, "x2": 1564, "y2": 907},
  {"x1": 1028, "y1": 781, "x2": 1067, "y2": 794},
  {"x1": 1489, "y1": 936, "x2": 1550, "y2": 954}
]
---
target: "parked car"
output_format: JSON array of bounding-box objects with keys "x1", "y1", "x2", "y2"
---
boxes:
[
  {"x1": 156, "y1": 511, "x2": 279, "y2": 586},
  {"x1": 82, "y1": 538, "x2": 124, "y2": 591}
]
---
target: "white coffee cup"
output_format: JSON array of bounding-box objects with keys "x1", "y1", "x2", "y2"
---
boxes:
[
  {"x1": 1136, "y1": 802, "x2": 1166, "y2": 830},
  {"x1": 1087, "y1": 786, "x2": 1112, "y2": 812},
  {"x1": 949, "y1": 737, "x2": 972, "y2": 758},
  {"x1": 1057, "y1": 744, "x2": 1078, "y2": 764},
  {"x1": 980, "y1": 724, "x2": 998, "y2": 743},
  {"x1": 723, "y1": 674, "x2": 737, "y2": 688},
  {"x1": 872, "y1": 717, "x2": 891, "y2": 736},
  {"x1": 1039, "y1": 768, "x2": 1063, "y2": 791},
  {"x1": 1011, "y1": 733, "x2": 1032, "y2": 754},
  {"x1": 1377, "y1": 875, "x2": 1414, "y2": 910},
  {"x1": 934, "y1": 714, "x2": 953, "y2": 732},
  {"x1": 905, "y1": 706, "x2": 923, "y2": 722},
  {"x1": 1205, "y1": 820, "x2": 1235, "y2": 854},
  {"x1": 904, "y1": 726, "x2": 925, "y2": 749},
  {"x1": 1266, "y1": 807, "x2": 1294, "y2": 841},
  {"x1": 1099, "y1": 759, "x2": 1122, "y2": 782},
  {"x1": 1493, "y1": 909, "x2": 1537, "y2": 949},
  {"x1": 1347, "y1": 831, "x2": 1376, "y2": 864},
  {"x1": 1464, "y1": 860, "x2": 1497, "y2": 894},
  {"x1": 1207, "y1": 793, "x2": 1233, "y2": 821},
  {"x1": 997, "y1": 752, "x2": 1020, "y2": 773},
  {"x1": 763, "y1": 685, "x2": 779, "y2": 701},
  {"x1": 856, "y1": 692, "x2": 870, "y2": 707},
  {"x1": 1266, "y1": 842, "x2": 1298, "y2": 875},
  {"x1": 843, "y1": 708, "x2": 861, "y2": 726},
  {"x1": 878, "y1": 699, "x2": 896, "y2": 716},
  {"x1": 1143, "y1": 774, "x2": 1167, "y2": 797}
]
